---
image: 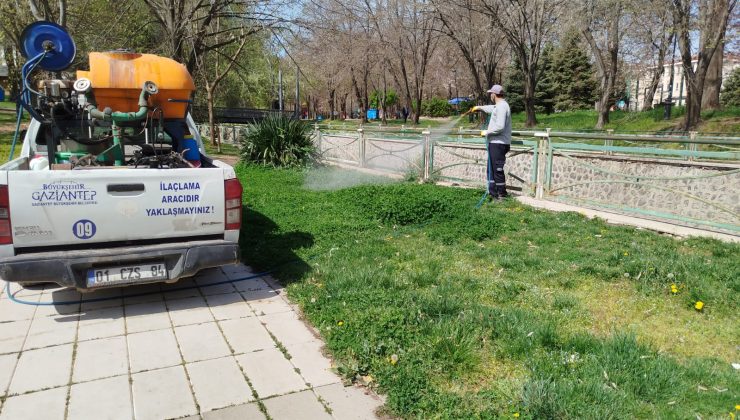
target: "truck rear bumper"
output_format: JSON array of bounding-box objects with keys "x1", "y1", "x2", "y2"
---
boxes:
[{"x1": 0, "y1": 240, "x2": 239, "y2": 290}]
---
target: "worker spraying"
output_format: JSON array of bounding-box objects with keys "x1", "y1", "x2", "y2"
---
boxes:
[{"x1": 471, "y1": 84, "x2": 512, "y2": 201}]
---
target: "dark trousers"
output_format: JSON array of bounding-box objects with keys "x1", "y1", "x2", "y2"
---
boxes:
[{"x1": 486, "y1": 143, "x2": 510, "y2": 197}]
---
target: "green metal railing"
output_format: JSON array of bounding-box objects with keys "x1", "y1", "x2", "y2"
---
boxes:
[{"x1": 316, "y1": 125, "x2": 740, "y2": 234}]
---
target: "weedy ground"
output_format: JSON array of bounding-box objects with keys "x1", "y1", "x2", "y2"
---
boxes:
[{"x1": 236, "y1": 164, "x2": 739, "y2": 419}]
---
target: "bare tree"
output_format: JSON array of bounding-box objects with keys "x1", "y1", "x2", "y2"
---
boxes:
[
  {"x1": 626, "y1": 0, "x2": 674, "y2": 111},
  {"x1": 142, "y1": 0, "x2": 284, "y2": 74},
  {"x1": 672, "y1": 0, "x2": 736, "y2": 129},
  {"x1": 478, "y1": 0, "x2": 563, "y2": 128},
  {"x1": 701, "y1": 0, "x2": 730, "y2": 110},
  {"x1": 580, "y1": 0, "x2": 623, "y2": 129},
  {"x1": 432, "y1": 0, "x2": 508, "y2": 104}
]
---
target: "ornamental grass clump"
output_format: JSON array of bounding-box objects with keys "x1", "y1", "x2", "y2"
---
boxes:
[{"x1": 240, "y1": 114, "x2": 316, "y2": 167}]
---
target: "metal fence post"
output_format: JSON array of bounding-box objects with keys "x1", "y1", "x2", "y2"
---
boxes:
[
  {"x1": 605, "y1": 129, "x2": 614, "y2": 155},
  {"x1": 358, "y1": 128, "x2": 366, "y2": 167},
  {"x1": 422, "y1": 130, "x2": 431, "y2": 181},
  {"x1": 314, "y1": 123, "x2": 322, "y2": 156},
  {"x1": 688, "y1": 131, "x2": 698, "y2": 161},
  {"x1": 534, "y1": 128, "x2": 550, "y2": 199}
]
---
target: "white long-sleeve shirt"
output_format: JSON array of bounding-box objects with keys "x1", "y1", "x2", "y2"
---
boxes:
[{"x1": 478, "y1": 100, "x2": 512, "y2": 145}]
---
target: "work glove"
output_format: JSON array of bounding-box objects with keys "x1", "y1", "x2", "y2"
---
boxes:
[{"x1": 470, "y1": 106, "x2": 480, "y2": 112}]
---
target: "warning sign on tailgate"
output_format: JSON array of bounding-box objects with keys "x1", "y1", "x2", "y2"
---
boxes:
[
  {"x1": 31, "y1": 181, "x2": 98, "y2": 207},
  {"x1": 145, "y1": 181, "x2": 214, "y2": 217}
]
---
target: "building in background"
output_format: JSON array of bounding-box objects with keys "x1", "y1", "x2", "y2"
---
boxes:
[{"x1": 628, "y1": 54, "x2": 740, "y2": 111}]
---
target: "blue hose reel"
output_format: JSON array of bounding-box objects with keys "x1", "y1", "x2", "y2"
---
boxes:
[
  {"x1": 19, "y1": 21, "x2": 76, "y2": 71},
  {"x1": 9, "y1": 21, "x2": 76, "y2": 162}
]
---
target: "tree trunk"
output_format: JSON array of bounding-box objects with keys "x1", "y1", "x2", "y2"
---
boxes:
[
  {"x1": 523, "y1": 68, "x2": 537, "y2": 127},
  {"x1": 413, "y1": 97, "x2": 422, "y2": 125},
  {"x1": 701, "y1": 39, "x2": 723, "y2": 110},
  {"x1": 596, "y1": 78, "x2": 612, "y2": 128},
  {"x1": 206, "y1": 86, "x2": 220, "y2": 152},
  {"x1": 329, "y1": 88, "x2": 336, "y2": 120},
  {"x1": 642, "y1": 67, "x2": 664, "y2": 111}
]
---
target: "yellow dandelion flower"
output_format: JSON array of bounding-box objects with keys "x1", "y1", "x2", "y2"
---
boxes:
[
  {"x1": 623, "y1": 252, "x2": 629, "y2": 256},
  {"x1": 694, "y1": 301, "x2": 704, "y2": 311},
  {"x1": 670, "y1": 284, "x2": 678, "y2": 294},
  {"x1": 735, "y1": 404, "x2": 740, "y2": 410},
  {"x1": 513, "y1": 413, "x2": 520, "y2": 418},
  {"x1": 337, "y1": 321, "x2": 344, "y2": 326}
]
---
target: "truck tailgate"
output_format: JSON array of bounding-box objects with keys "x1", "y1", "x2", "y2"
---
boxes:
[{"x1": 8, "y1": 168, "x2": 226, "y2": 248}]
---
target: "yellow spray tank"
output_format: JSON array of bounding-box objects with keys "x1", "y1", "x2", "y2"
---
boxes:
[{"x1": 77, "y1": 51, "x2": 195, "y2": 119}]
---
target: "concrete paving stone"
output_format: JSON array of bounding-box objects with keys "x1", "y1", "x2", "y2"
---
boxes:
[
  {"x1": 161, "y1": 278, "x2": 201, "y2": 300},
  {"x1": 258, "y1": 311, "x2": 317, "y2": 347},
  {"x1": 0, "y1": 386, "x2": 67, "y2": 420},
  {"x1": 195, "y1": 268, "x2": 230, "y2": 285},
  {"x1": 286, "y1": 340, "x2": 341, "y2": 387},
  {"x1": 41, "y1": 287, "x2": 81, "y2": 300},
  {"x1": 315, "y1": 383, "x2": 383, "y2": 420},
  {"x1": 125, "y1": 300, "x2": 172, "y2": 333},
  {"x1": 205, "y1": 293, "x2": 253, "y2": 321},
  {"x1": 122, "y1": 283, "x2": 164, "y2": 305},
  {"x1": 0, "y1": 294, "x2": 38, "y2": 322},
  {"x1": 77, "y1": 306, "x2": 125, "y2": 341},
  {"x1": 127, "y1": 328, "x2": 181, "y2": 373},
  {"x1": 73, "y1": 336, "x2": 128, "y2": 383},
  {"x1": 132, "y1": 365, "x2": 197, "y2": 420},
  {"x1": 33, "y1": 302, "x2": 80, "y2": 317},
  {"x1": 80, "y1": 288, "x2": 124, "y2": 311},
  {"x1": 8, "y1": 344, "x2": 73, "y2": 395},
  {"x1": 202, "y1": 403, "x2": 265, "y2": 420},
  {"x1": 186, "y1": 356, "x2": 254, "y2": 412},
  {"x1": 232, "y1": 277, "x2": 271, "y2": 294},
  {"x1": 175, "y1": 322, "x2": 231, "y2": 363},
  {"x1": 0, "y1": 320, "x2": 31, "y2": 355},
  {"x1": 167, "y1": 296, "x2": 214, "y2": 327},
  {"x1": 23, "y1": 314, "x2": 78, "y2": 351},
  {"x1": 6, "y1": 283, "x2": 46, "y2": 298},
  {"x1": 235, "y1": 348, "x2": 307, "y2": 398},
  {"x1": 220, "y1": 264, "x2": 255, "y2": 280},
  {"x1": 218, "y1": 317, "x2": 275, "y2": 354},
  {"x1": 199, "y1": 282, "x2": 237, "y2": 296},
  {"x1": 262, "y1": 390, "x2": 332, "y2": 420},
  {"x1": 68, "y1": 375, "x2": 132, "y2": 420},
  {"x1": 0, "y1": 353, "x2": 17, "y2": 397},
  {"x1": 247, "y1": 291, "x2": 293, "y2": 316}
]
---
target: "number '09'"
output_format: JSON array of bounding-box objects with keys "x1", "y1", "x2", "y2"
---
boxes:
[{"x1": 73, "y1": 220, "x2": 96, "y2": 239}]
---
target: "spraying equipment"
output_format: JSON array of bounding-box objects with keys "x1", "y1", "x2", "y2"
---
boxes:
[{"x1": 0, "y1": 22, "x2": 242, "y2": 291}]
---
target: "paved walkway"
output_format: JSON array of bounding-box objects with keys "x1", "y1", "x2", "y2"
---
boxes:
[{"x1": 0, "y1": 264, "x2": 383, "y2": 420}]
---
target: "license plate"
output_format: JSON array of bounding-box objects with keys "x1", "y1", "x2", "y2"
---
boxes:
[{"x1": 87, "y1": 263, "x2": 167, "y2": 287}]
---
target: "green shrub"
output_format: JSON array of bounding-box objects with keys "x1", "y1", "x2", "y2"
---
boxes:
[
  {"x1": 421, "y1": 97, "x2": 453, "y2": 117},
  {"x1": 720, "y1": 67, "x2": 740, "y2": 107},
  {"x1": 239, "y1": 114, "x2": 316, "y2": 167}
]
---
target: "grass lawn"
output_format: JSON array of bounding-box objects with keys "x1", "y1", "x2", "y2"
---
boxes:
[{"x1": 236, "y1": 164, "x2": 739, "y2": 419}]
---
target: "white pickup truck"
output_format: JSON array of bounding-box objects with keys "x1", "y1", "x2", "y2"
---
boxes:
[
  {"x1": 0, "y1": 51, "x2": 242, "y2": 291},
  {"x1": 0, "y1": 115, "x2": 242, "y2": 291}
]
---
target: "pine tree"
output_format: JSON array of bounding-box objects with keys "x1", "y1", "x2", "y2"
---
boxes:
[
  {"x1": 503, "y1": 56, "x2": 525, "y2": 113},
  {"x1": 536, "y1": 44, "x2": 556, "y2": 114},
  {"x1": 720, "y1": 67, "x2": 740, "y2": 107},
  {"x1": 551, "y1": 30, "x2": 599, "y2": 111}
]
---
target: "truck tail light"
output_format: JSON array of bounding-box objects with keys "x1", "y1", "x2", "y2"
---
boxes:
[
  {"x1": 224, "y1": 178, "x2": 243, "y2": 230},
  {"x1": 0, "y1": 185, "x2": 11, "y2": 244}
]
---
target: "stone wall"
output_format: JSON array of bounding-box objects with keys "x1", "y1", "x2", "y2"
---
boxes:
[{"x1": 319, "y1": 132, "x2": 740, "y2": 234}]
